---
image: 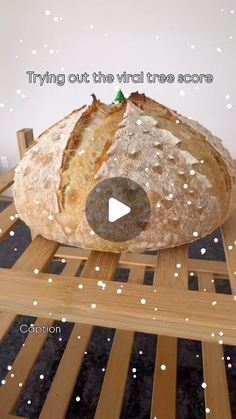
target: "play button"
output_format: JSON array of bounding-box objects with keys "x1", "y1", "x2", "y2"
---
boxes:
[
  {"x1": 85, "y1": 177, "x2": 151, "y2": 242},
  {"x1": 108, "y1": 198, "x2": 131, "y2": 222}
]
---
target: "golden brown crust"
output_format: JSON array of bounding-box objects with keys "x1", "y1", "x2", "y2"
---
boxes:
[{"x1": 13, "y1": 93, "x2": 236, "y2": 253}]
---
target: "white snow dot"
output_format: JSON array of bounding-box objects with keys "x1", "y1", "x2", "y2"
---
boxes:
[
  {"x1": 116, "y1": 288, "x2": 122, "y2": 294},
  {"x1": 16, "y1": 89, "x2": 22, "y2": 95},
  {"x1": 160, "y1": 364, "x2": 166, "y2": 371},
  {"x1": 219, "y1": 331, "x2": 224, "y2": 336},
  {"x1": 34, "y1": 268, "x2": 39, "y2": 274},
  {"x1": 91, "y1": 303, "x2": 96, "y2": 309},
  {"x1": 32, "y1": 49, "x2": 37, "y2": 55},
  {"x1": 155, "y1": 35, "x2": 160, "y2": 40},
  {"x1": 189, "y1": 169, "x2": 195, "y2": 175},
  {"x1": 53, "y1": 16, "x2": 59, "y2": 22},
  {"x1": 78, "y1": 284, "x2": 83, "y2": 289},
  {"x1": 227, "y1": 103, "x2": 232, "y2": 109},
  {"x1": 190, "y1": 272, "x2": 194, "y2": 276},
  {"x1": 140, "y1": 298, "x2": 146, "y2": 304},
  {"x1": 33, "y1": 301, "x2": 38, "y2": 306},
  {"x1": 139, "y1": 350, "x2": 143, "y2": 354},
  {"x1": 201, "y1": 248, "x2": 206, "y2": 255},
  {"x1": 174, "y1": 272, "x2": 179, "y2": 278},
  {"x1": 136, "y1": 119, "x2": 142, "y2": 125},
  {"x1": 9, "y1": 230, "x2": 15, "y2": 236},
  {"x1": 168, "y1": 193, "x2": 173, "y2": 199},
  {"x1": 39, "y1": 374, "x2": 44, "y2": 380},
  {"x1": 176, "y1": 263, "x2": 181, "y2": 269},
  {"x1": 45, "y1": 10, "x2": 51, "y2": 16},
  {"x1": 0, "y1": 103, "x2": 4, "y2": 108},
  {"x1": 62, "y1": 317, "x2": 66, "y2": 323},
  {"x1": 76, "y1": 396, "x2": 81, "y2": 402},
  {"x1": 212, "y1": 301, "x2": 217, "y2": 306},
  {"x1": 200, "y1": 159, "x2": 204, "y2": 164},
  {"x1": 202, "y1": 382, "x2": 207, "y2": 389},
  {"x1": 95, "y1": 266, "x2": 100, "y2": 272},
  {"x1": 176, "y1": 119, "x2": 180, "y2": 124},
  {"x1": 19, "y1": 382, "x2": 23, "y2": 387},
  {"x1": 211, "y1": 333, "x2": 215, "y2": 337},
  {"x1": 216, "y1": 47, "x2": 222, "y2": 53},
  {"x1": 49, "y1": 49, "x2": 54, "y2": 55},
  {"x1": 228, "y1": 363, "x2": 232, "y2": 368},
  {"x1": 179, "y1": 90, "x2": 185, "y2": 96},
  {"x1": 228, "y1": 245, "x2": 233, "y2": 250},
  {"x1": 219, "y1": 339, "x2": 223, "y2": 345},
  {"x1": 48, "y1": 214, "x2": 53, "y2": 221},
  {"x1": 214, "y1": 237, "x2": 219, "y2": 243},
  {"x1": 193, "y1": 232, "x2": 198, "y2": 237},
  {"x1": 89, "y1": 24, "x2": 94, "y2": 29},
  {"x1": 27, "y1": 400, "x2": 31, "y2": 404},
  {"x1": 225, "y1": 94, "x2": 230, "y2": 100},
  {"x1": 48, "y1": 278, "x2": 53, "y2": 283},
  {"x1": 9, "y1": 108, "x2": 14, "y2": 112},
  {"x1": 132, "y1": 367, "x2": 136, "y2": 372},
  {"x1": 205, "y1": 407, "x2": 210, "y2": 414},
  {"x1": 7, "y1": 365, "x2": 12, "y2": 371},
  {"x1": 187, "y1": 200, "x2": 192, "y2": 205},
  {"x1": 230, "y1": 10, "x2": 234, "y2": 14},
  {"x1": 183, "y1": 183, "x2": 188, "y2": 189},
  {"x1": 191, "y1": 44, "x2": 196, "y2": 49},
  {"x1": 61, "y1": 258, "x2": 66, "y2": 263},
  {"x1": 1, "y1": 379, "x2": 6, "y2": 385}
]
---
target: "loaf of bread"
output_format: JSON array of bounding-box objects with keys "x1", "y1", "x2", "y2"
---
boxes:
[{"x1": 13, "y1": 92, "x2": 236, "y2": 253}]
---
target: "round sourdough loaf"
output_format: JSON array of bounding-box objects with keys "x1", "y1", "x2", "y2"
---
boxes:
[{"x1": 13, "y1": 93, "x2": 236, "y2": 253}]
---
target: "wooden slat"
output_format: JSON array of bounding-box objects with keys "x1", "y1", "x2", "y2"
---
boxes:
[
  {"x1": 39, "y1": 251, "x2": 119, "y2": 419},
  {"x1": 0, "y1": 202, "x2": 19, "y2": 240},
  {"x1": 55, "y1": 246, "x2": 229, "y2": 277},
  {"x1": 17, "y1": 129, "x2": 34, "y2": 159},
  {"x1": 221, "y1": 210, "x2": 236, "y2": 294},
  {"x1": 0, "y1": 236, "x2": 58, "y2": 343},
  {"x1": 4, "y1": 415, "x2": 27, "y2": 419},
  {"x1": 95, "y1": 266, "x2": 145, "y2": 419},
  {"x1": 0, "y1": 268, "x2": 235, "y2": 344},
  {"x1": 0, "y1": 256, "x2": 80, "y2": 415},
  {"x1": 151, "y1": 245, "x2": 188, "y2": 419},
  {"x1": 0, "y1": 168, "x2": 16, "y2": 195},
  {"x1": 199, "y1": 272, "x2": 231, "y2": 419},
  {"x1": 13, "y1": 235, "x2": 58, "y2": 271},
  {"x1": 0, "y1": 195, "x2": 13, "y2": 201}
]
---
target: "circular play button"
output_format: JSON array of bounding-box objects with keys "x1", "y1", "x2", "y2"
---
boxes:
[{"x1": 85, "y1": 177, "x2": 151, "y2": 242}]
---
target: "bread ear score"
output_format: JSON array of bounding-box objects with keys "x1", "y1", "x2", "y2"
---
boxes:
[{"x1": 13, "y1": 93, "x2": 236, "y2": 253}]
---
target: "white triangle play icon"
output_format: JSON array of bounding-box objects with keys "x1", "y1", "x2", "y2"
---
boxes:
[{"x1": 108, "y1": 197, "x2": 131, "y2": 223}]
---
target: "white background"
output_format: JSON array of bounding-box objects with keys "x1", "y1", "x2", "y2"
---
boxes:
[{"x1": 0, "y1": 0, "x2": 235, "y2": 172}]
